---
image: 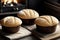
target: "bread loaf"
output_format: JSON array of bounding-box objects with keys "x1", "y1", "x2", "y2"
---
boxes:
[
  {"x1": 35, "y1": 15, "x2": 59, "y2": 27},
  {"x1": 1, "y1": 16, "x2": 22, "y2": 27},
  {"x1": 17, "y1": 9, "x2": 39, "y2": 19}
]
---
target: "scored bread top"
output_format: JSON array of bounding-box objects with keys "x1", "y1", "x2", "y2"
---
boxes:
[
  {"x1": 35, "y1": 15, "x2": 59, "y2": 27},
  {"x1": 17, "y1": 9, "x2": 39, "y2": 19},
  {"x1": 1, "y1": 16, "x2": 22, "y2": 27}
]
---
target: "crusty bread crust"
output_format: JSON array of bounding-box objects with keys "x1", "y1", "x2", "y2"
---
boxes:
[
  {"x1": 35, "y1": 15, "x2": 59, "y2": 27},
  {"x1": 1, "y1": 16, "x2": 22, "y2": 27},
  {"x1": 17, "y1": 9, "x2": 39, "y2": 19}
]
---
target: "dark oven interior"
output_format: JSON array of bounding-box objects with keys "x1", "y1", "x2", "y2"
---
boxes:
[
  {"x1": 0, "y1": 0, "x2": 26, "y2": 13},
  {"x1": 0, "y1": 0, "x2": 27, "y2": 19}
]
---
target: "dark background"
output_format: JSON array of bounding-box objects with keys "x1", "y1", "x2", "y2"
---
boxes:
[
  {"x1": 0, "y1": 0, "x2": 60, "y2": 20},
  {"x1": 28, "y1": 0, "x2": 60, "y2": 20}
]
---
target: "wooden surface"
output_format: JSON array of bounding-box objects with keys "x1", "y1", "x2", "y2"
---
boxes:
[
  {"x1": 0, "y1": 24, "x2": 60, "y2": 40},
  {"x1": 0, "y1": 26, "x2": 31, "y2": 40},
  {"x1": 23, "y1": 24, "x2": 60, "y2": 40},
  {"x1": 0, "y1": 25, "x2": 40, "y2": 40}
]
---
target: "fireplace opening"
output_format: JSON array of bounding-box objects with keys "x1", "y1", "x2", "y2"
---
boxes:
[{"x1": 0, "y1": 0, "x2": 26, "y2": 13}]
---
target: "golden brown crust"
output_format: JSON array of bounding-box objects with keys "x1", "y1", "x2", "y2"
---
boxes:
[
  {"x1": 17, "y1": 9, "x2": 39, "y2": 19},
  {"x1": 1, "y1": 16, "x2": 22, "y2": 27},
  {"x1": 35, "y1": 15, "x2": 59, "y2": 27}
]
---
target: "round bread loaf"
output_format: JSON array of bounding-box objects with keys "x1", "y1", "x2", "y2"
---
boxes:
[
  {"x1": 1, "y1": 16, "x2": 22, "y2": 27},
  {"x1": 35, "y1": 15, "x2": 59, "y2": 27},
  {"x1": 17, "y1": 9, "x2": 39, "y2": 19}
]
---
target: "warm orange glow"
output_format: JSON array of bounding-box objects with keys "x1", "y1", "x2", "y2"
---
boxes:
[
  {"x1": 7, "y1": 0, "x2": 13, "y2": 3},
  {"x1": 3, "y1": 0, "x2": 8, "y2": 4},
  {"x1": 13, "y1": 0, "x2": 18, "y2": 3},
  {"x1": 2, "y1": 0, "x2": 18, "y2": 4}
]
